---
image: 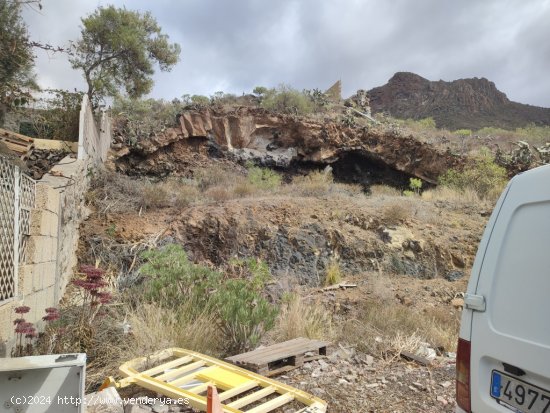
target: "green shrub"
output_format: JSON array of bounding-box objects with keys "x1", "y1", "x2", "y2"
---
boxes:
[
  {"x1": 439, "y1": 149, "x2": 507, "y2": 199},
  {"x1": 112, "y1": 97, "x2": 181, "y2": 144},
  {"x1": 139, "y1": 245, "x2": 277, "y2": 354},
  {"x1": 261, "y1": 84, "x2": 313, "y2": 115},
  {"x1": 140, "y1": 244, "x2": 221, "y2": 310},
  {"x1": 408, "y1": 178, "x2": 422, "y2": 195},
  {"x1": 213, "y1": 277, "x2": 278, "y2": 352},
  {"x1": 247, "y1": 166, "x2": 281, "y2": 190},
  {"x1": 454, "y1": 129, "x2": 472, "y2": 138}
]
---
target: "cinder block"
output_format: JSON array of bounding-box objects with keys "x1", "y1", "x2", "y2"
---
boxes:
[
  {"x1": 19, "y1": 264, "x2": 35, "y2": 296},
  {"x1": 41, "y1": 262, "x2": 58, "y2": 289},
  {"x1": 28, "y1": 287, "x2": 55, "y2": 321},
  {"x1": 35, "y1": 183, "x2": 60, "y2": 213},
  {"x1": 0, "y1": 300, "x2": 19, "y2": 344},
  {"x1": 29, "y1": 209, "x2": 59, "y2": 237},
  {"x1": 27, "y1": 236, "x2": 57, "y2": 264}
]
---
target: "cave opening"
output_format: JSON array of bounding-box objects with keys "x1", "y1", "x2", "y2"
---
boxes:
[{"x1": 289, "y1": 151, "x2": 420, "y2": 191}]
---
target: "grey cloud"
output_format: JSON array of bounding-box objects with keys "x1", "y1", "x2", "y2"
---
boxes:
[{"x1": 22, "y1": 0, "x2": 550, "y2": 106}]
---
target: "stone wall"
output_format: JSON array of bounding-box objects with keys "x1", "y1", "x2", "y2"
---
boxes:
[
  {"x1": 0, "y1": 183, "x2": 60, "y2": 356},
  {"x1": 0, "y1": 96, "x2": 110, "y2": 356}
]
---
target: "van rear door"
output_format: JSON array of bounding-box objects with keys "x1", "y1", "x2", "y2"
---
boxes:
[{"x1": 470, "y1": 166, "x2": 550, "y2": 412}]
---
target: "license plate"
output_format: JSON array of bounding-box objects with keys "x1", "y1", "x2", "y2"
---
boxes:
[{"x1": 491, "y1": 370, "x2": 550, "y2": 413}]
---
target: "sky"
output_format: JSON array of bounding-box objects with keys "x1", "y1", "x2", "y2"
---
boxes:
[{"x1": 23, "y1": 0, "x2": 550, "y2": 107}]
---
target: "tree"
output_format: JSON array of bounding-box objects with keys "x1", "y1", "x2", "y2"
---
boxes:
[
  {"x1": 70, "y1": 6, "x2": 181, "y2": 106},
  {"x1": 0, "y1": 0, "x2": 38, "y2": 125}
]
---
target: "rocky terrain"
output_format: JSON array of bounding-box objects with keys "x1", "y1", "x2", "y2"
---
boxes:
[
  {"x1": 368, "y1": 72, "x2": 550, "y2": 130},
  {"x1": 113, "y1": 106, "x2": 463, "y2": 186},
  {"x1": 76, "y1": 102, "x2": 503, "y2": 412}
]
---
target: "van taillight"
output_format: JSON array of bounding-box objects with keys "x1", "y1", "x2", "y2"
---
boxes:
[{"x1": 456, "y1": 338, "x2": 471, "y2": 412}]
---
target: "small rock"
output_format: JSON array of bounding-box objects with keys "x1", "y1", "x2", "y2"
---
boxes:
[
  {"x1": 125, "y1": 405, "x2": 152, "y2": 413},
  {"x1": 440, "y1": 381, "x2": 452, "y2": 388},
  {"x1": 365, "y1": 383, "x2": 379, "y2": 389},
  {"x1": 310, "y1": 387, "x2": 325, "y2": 396},
  {"x1": 445, "y1": 271, "x2": 464, "y2": 282},
  {"x1": 338, "y1": 378, "x2": 350, "y2": 385},
  {"x1": 451, "y1": 297, "x2": 465, "y2": 308},
  {"x1": 318, "y1": 359, "x2": 330, "y2": 371},
  {"x1": 85, "y1": 387, "x2": 124, "y2": 413},
  {"x1": 151, "y1": 401, "x2": 169, "y2": 413},
  {"x1": 437, "y1": 396, "x2": 448, "y2": 405}
]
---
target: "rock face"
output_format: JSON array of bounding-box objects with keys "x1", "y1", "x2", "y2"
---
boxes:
[
  {"x1": 167, "y1": 196, "x2": 482, "y2": 285},
  {"x1": 115, "y1": 107, "x2": 462, "y2": 185},
  {"x1": 368, "y1": 72, "x2": 550, "y2": 130}
]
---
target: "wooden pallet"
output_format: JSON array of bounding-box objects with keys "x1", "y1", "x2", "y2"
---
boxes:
[{"x1": 226, "y1": 338, "x2": 332, "y2": 377}]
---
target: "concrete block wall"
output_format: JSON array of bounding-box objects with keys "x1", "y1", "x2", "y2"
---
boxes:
[
  {"x1": 0, "y1": 96, "x2": 111, "y2": 357},
  {"x1": 0, "y1": 183, "x2": 60, "y2": 356}
]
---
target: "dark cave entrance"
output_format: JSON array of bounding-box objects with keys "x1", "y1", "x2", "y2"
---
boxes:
[{"x1": 288, "y1": 151, "x2": 420, "y2": 192}]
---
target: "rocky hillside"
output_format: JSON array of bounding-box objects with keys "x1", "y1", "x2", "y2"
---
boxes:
[
  {"x1": 114, "y1": 106, "x2": 463, "y2": 186},
  {"x1": 368, "y1": 72, "x2": 550, "y2": 130}
]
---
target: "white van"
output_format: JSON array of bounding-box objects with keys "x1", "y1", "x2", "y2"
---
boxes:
[{"x1": 456, "y1": 164, "x2": 550, "y2": 412}]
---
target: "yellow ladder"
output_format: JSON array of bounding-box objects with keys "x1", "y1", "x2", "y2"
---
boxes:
[{"x1": 101, "y1": 348, "x2": 327, "y2": 413}]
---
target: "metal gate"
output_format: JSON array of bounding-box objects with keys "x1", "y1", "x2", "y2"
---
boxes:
[{"x1": 0, "y1": 156, "x2": 35, "y2": 302}]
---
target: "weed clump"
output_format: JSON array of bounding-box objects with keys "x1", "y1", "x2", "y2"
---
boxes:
[{"x1": 439, "y1": 149, "x2": 507, "y2": 200}]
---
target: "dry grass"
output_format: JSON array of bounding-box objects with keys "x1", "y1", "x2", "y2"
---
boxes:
[
  {"x1": 340, "y1": 298, "x2": 459, "y2": 360},
  {"x1": 232, "y1": 181, "x2": 257, "y2": 198},
  {"x1": 370, "y1": 185, "x2": 402, "y2": 197},
  {"x1": 421, "y1": 186, "x2": 483, "y2": 206},
  {"x1": 382, "y1": 201, "x2": 411, "y2": 225},
  {"x1": 324, "y1": 260, "x2": 342, "y2": 286},
  {"x1": 196, "y1": 164, "x2": 242, "y2": 190},
  {"x1": 126, "y1": 302, "x2": 222, "y2": 357},
  {"x1": 271, "y1": 294, "x2": 333, "y2": 342},
  {"x1": 290, "y1": 170, "x2": 333, "y2": 197},
  {"x1": 89, "y1": 169, "x2": 203, "y2": 214},
  {"x1": 205, "y1": 186, "x2": 233, "y2": 203}
]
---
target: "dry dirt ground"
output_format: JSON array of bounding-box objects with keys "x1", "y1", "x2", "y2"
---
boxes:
[{"x1": 80, "y1": 183, "x2": 490, "y2": 412}]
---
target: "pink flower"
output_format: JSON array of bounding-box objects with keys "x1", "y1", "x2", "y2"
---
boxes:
[
  {"x1": 15, "y1": 306, "x2": 30, "y2": 314},
  {"x1": 15, "y1": 322, "x2": 34, "y2": 335},
  {"x1": 13, "y1": 318, "x2": 25, "y2": 325},
  {"x1": 45, "y1": 307, "x2": 58, "y2": 314},
  {"x1": 42, "y1": 313, "x2": 60, "y2": 322}
]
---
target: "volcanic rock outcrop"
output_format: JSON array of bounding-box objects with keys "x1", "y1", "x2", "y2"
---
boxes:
[
  {"x1": 368, "y1": 72, "x2": 550, "y2": 130},
  {"x1": 115, "y1": 107, "x2": 462, "y2": 186}
]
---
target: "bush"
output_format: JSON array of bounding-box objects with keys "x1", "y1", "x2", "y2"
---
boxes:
[
  {"x1": 140, "y1": 244, "x2": 221, "y2": 310},
  {"x1": 382, "y1": 202, "x2": 410, "y2": 225},
  {"x1": 112, "y1": 97, "x2": 182, "y2": 144},
  {"x1": 439, "y1": 149, "x2": 508, "y2": 200},
  {"x1": 261, "y1": 84, "x2": 313, "y2": 115},
  {"x1": 30, "y1": 89, "x2": 83, "y2": 141},
  {"x1": 213, "y1": 278, "x2": 278, "y2": 353},
  {"x1": 139, "y1": 245, "x2": 277, "y2": 353},
  {"x1": 247, "y1": 165, "x2": 281, "y2": 191},
  {"x1": 409, "y1": 178, "x2": 422, "y2": 195}
]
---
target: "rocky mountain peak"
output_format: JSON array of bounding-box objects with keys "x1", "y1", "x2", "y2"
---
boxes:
[{"x1": 368, "y1": 72, "x2": 550, "y2": 130}]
